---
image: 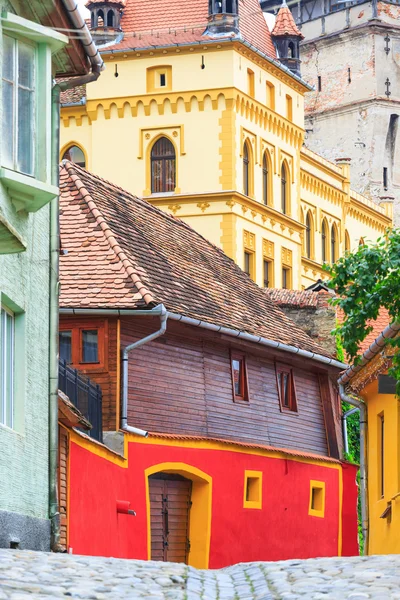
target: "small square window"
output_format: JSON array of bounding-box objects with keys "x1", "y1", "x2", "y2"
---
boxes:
[
  {"x1": 309, "y1": 480, "x2": 325, "y2": 518},
  {"x1": 81, "y1": 330, "x2": 99, "y2": 363},
  {"x1": 231, "y1": 351, "x2": 249, "y2": 402},
  {"x1": 160, "y1": 73, "x2": 166, "y2": 87},
  {"x1": 275, "y1": 364, "x2": 297, "y2": 413},
  {"x1": 243, "y1": 470, "x2": 262, "y2": 509}
]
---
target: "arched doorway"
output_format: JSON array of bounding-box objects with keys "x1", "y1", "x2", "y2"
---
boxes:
[
  {"x1": 149, "y1": 473, "x2": 192, "y2": 563},
  {"x1": 145, "y1": 462, "x2": 212, "y2": 568}
]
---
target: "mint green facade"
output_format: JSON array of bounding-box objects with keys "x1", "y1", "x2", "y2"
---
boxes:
[{"x1": 0, "y1": 1, "x2": 67, "y2": 550}]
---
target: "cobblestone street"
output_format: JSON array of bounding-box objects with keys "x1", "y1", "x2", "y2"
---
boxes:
[{"x1": 1, "y1": 550, "x2": 400, "y2": 599}]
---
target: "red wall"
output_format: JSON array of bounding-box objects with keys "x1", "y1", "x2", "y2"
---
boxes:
[{"x1": 68, "y1": 440, "x2": 359, "y2": 565}]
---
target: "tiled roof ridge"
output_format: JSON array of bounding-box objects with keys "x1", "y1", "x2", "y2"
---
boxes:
[
  {"x1": 265, "y1": 288, "x2": 332, "y2": 308},
  {"x1": 63, "y1": 160, "x2": 234, "y2": 263},
  {"x1": 271, "y1": 4, "x2": 304, "y2": 38},
  {"x1": 61, "y1": 160, "x2": 156, "y2": 306}
]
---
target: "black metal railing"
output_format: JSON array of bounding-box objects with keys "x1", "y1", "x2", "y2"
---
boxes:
[{"x1": 59, "y1": 358, "x2": 103, "y2": 443}]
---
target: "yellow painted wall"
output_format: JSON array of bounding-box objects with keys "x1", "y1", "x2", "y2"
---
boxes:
[
  {"x1": 60, "y1": 42, "x2": 392, "y2": 290},
  {"x1": 361, "y1": 378, "x2": 400, "y2": 555}
]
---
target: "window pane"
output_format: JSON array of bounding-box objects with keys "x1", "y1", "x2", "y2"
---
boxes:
[
  {"x1": 63, "y1": 145, "x2": 86, "y2": 168},
  {"x1": 2, "y1": 36, "x2": 14, "y2": 169},
  {"x1": 263, "y1": 260, "x2": 269, "y2": 287},
  {"x1": 59, "y1": 331, "x2": 72, "y2": 364},
  {"x1": 282, "y1": 372, "x2": 290, "y2": 407},
  {"x1": 82, "y1": 330, "x2": 98, "y2": 363},
  {"x1": 2, "y1": 81, "x2": 14, "y2": 168},
  {"x1": 1, "y1": 308, "x2": 14, "y2": 428},
  {"x1": 244, "y1": 252, "x2": 250, "y2": 275},
  {"x1": 17, "y1": 87, "x2": 35, "y2": 175},
  {"x1": 232, "y1": 359, "x2": 242, "y2": 396},
  {"x1": 18, "y1": 42, "x2": 35, "y2": 89}
]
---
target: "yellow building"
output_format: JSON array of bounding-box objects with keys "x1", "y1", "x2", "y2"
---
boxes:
[
  {"x1": 339, "y1": 316, "x2": 400, "y2": 555},
  {"x1": 60, "y1": 0, "x2": 392, "y2": 290}
]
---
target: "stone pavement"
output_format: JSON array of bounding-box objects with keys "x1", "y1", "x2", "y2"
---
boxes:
[{"x1": 1, "y1": 550, "x2": 400, "y2": 599}]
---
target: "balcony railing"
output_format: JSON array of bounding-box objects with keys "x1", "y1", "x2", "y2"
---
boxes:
[{"x1": 59, "y1": 358, "x2": 103, "y2": 443}]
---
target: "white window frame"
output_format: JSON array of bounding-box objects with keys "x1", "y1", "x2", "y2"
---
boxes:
[
  {"x1": 1, "y1": 305, "x2": 14, "y2": 428},
  {"x1": 2, "y1": 33, "x2": 37, "y2": 177}
]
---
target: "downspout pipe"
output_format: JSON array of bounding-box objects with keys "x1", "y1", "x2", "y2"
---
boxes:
[
  {"x1": 49, "y1": 85, "x2": 62, "y2": 552},
  {"x1": 49, "y1": 4, "x2": 103, "y2": 550},
  {"x1": 338, "y1": 383, "x2": 368, "y2": 555},
  {"x1": 342, "y1": 406, "x2": 360, "y2": 455},
  {"x1": 121, "y1": 305, "x2": 168, "y2": 437}
]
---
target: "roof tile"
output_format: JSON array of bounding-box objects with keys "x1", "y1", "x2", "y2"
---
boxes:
[{"x1": 59, "y1": 161, "x2": 334, "y2": 359}]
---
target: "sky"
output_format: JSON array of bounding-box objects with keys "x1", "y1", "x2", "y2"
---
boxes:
[{"x1": 77, "y1": 0, "x2": 89, "y2": 18}]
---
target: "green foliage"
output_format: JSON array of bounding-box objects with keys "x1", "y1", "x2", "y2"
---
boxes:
[{"x1": 324, "y1": 229, "x2": 400, "y2": 395}]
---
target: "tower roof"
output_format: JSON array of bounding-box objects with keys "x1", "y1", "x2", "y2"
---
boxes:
[
  {"x1": 93, "y1": 0, "x2": 276, "y2": 59},
  {"x1": 271, "y1": 2, "x2": 304, "y2": 38}
]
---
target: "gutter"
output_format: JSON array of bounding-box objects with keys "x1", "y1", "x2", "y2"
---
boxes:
[
  {"x1": 59, "y1": 308, "x2": 346, "y2": 369},
  {"x1": 339, "y1": 384, "x2": 368, "y2": 554},
  {"x1": 59, "y1": 0, "x2": 105, "y2": 89},
  {"x1": 121, "y1": 305, "x2": 168, "y2": 437},
  {"x1": 338, "y1": 321, "x2": 400, "y2": 386},
  {"x1": 48, "y1": 2, "x2": 104, "y2": 552}
]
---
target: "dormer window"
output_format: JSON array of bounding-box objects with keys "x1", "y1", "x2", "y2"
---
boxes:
[{"x1": 208, "y1": 0, "x2": 239, "y2": 33}]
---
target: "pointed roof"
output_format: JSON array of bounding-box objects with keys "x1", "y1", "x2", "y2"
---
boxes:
[
  {"x1": 271, "y1": 2, "x2": 304, "y2": 39},
  {"x1": 59, "y1": 160, "x2": 334, "y2": 360},
  {"x1": 94, "y1": 0, "x2": 276, "y2": 59}
]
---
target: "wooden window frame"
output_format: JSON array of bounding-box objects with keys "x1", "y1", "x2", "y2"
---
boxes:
[
  {"x1": 263, "y1": 258, "x2": 273, "y2": 288},
  {"x1": 230, "y1": 350, "x2": 249, "y2": 402},
  {"x1": 59, "y1": 319, "x2": 108, "y2": 373},
  {"x1": 244, "y1": 249, "x2": 255, "y2": 281},
  {"x1": 247, "y1": 68, "x2": 255, "y2": 98},
  {"x1": 282, "y1": 265, "x2": 292, "y2": 290},
  {"x1": 275, "y1": 363, "x2": 298, "y2": 413}
]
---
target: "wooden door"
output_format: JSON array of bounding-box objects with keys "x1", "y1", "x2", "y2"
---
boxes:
[{"x1": 149, "y1": 474, "x2": 192, "y2": 563}]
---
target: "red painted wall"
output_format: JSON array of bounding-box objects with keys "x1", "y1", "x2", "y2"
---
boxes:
[
  {"x1": 341, "y1": 462, "x2": 359, "y2": 556},
  {"x1": 68, "y1": 440, "x2": 359, "y2": 565}
]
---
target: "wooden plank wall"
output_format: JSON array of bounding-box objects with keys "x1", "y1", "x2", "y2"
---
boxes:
[
  {"x1": 58, "y1": 425, "x2": 69, "y2": 550},
  {"x1": 121, "y1": 318, "x2": 331, "y2": 457}
]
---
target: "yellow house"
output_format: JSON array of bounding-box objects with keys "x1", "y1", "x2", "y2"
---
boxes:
[
  {"x1": 339, "y1": 317, "x2": 400, "y2": 555},
  {"x1": 60, "y1": 0, "x2": 392, "y2": 290}
]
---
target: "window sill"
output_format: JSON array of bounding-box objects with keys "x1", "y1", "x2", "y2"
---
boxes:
[{"x1": 0, "y1": 168, "x2": 58, "y2": 213}]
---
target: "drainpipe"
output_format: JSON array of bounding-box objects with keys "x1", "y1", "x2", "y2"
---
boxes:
[
  {"x1": 343, "y1": 406, "x2": 360, "y2": 455},
  {"x1": 121, "y1": 305, "x2": 168, "y2": 437},
  {"x1": 48, "y1": 30, "x2": 104, "y2": 551},
  {"x1": 338, "y1": 383, "x2": 368, "y2": 555}
]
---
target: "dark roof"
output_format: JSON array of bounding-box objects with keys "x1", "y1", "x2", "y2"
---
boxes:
[{"x1": 59, "y1": 161, "x2": 335, "y2": 359}]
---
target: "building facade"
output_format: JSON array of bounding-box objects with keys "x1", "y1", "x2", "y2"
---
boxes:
[
  {"x1": 59, "y1": 0, "x2": 391, "y2": 292},
  {"x1": 262, "y1": 0, "x2": 400, "y2": 225},
  {"x1": 57, "y1": 160, "x2": 359, "y2": 564},
  {"x1": 338, "y1": 314, "x2": 400, "y2": 556},
  {"x1": 0, "y1": 0, "x2": 100, "y2": 550}
]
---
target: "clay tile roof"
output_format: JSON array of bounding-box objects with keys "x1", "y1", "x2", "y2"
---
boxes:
[
  {"x1": 60, "y1": 84, "x2": 86, "y2": 106},
  {"x1": 99, "y1": 0, "x2": 276, "y2": 59},
  {"x1": 59, "y1": 161, "x2": 334, "y2": 359},
  {"x1": 337, "y1": 306, "x2": 391, "y2": 355},
  {"x1": 271, "y1": 2, "x2": 304, "y2": 39},
  {"x1": 265, "y1": 288, "x2": 331, "y2": 308}
]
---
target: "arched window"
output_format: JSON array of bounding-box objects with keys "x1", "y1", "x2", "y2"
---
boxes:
[
  {"x1": 306, "y1": 211, "x2": 312, "y2": 259},
  {"x1": 91, "y1": 11, "x2": 95, "y2": 28},
  {"x1": 321, "y1": 219, "x2": 328, "y2": 263},
  {"x1": 97, "y1": 9, "x2": 104, "y2": 26},
  {"x1": 151, "y1": 137, "x2": 176, "y2": 193},
  {"x1": 288, "y1": 42, "x2": 295, "y2": 58},
  {"x1": 281, "y1": 162, "x2": 289, "y2": 214},
  {"x1": 62, "y1": 145, "x2": 86, "y2": 168},
  {"x1": 262, "y1": 152, "x2": 271, "y2": 206},
  {"x1": 243, "y1": 141, "x2": 250, "y2": 196},
  {"x1": 345, "y1": 230, "x2": 350, "y2": 253},
  {"x1": 107, "y1": 10, "x2": 114, "y2": 27},
  {"x1": 331, "y1": 224, "x2": 337, "y2": 263}
]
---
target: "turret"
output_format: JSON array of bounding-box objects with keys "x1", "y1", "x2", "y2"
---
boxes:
[
  {"x1": 86, "y1": 0, "x2": 125, "y2": 45},
  {"x1": 271, "y1": 0, "x2": 304, "y2": 78},
  {"x1": 207, "y1": 0, "x2": 239, "y2": 35}
]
